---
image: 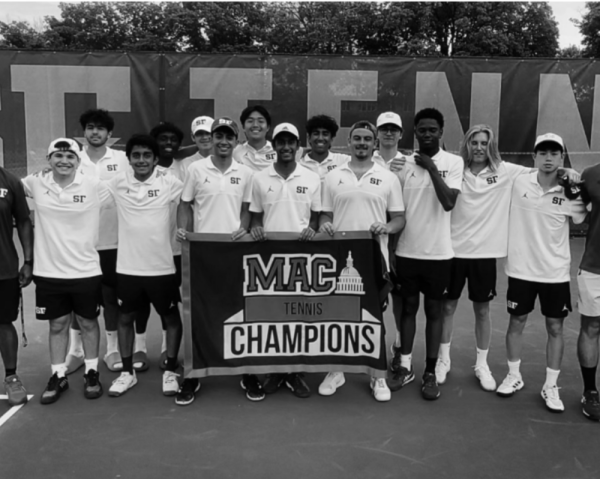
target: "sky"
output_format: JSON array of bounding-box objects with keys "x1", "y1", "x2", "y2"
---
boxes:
[{"x1": 0, "y1": 1, "x2": 589, "y2": 49}]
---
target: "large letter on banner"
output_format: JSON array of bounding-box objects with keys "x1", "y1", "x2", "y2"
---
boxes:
[{"x1": 181, "y1": 232, "x2": 388, "y2": 378}]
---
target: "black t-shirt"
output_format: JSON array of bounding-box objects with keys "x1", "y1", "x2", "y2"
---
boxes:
[
  {"x1": 581, "y1": 164, "x2": 600, "y2": 275},
  {"x1": 0, "y1": 167, "x2": 30, "y2": 280}
]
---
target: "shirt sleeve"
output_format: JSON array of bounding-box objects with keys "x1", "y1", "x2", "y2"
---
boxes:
[
  {"x1": 387, "y1": 174, "x2": 405, "y2": 212},
  {"x1": 242, "y1": 170, "x2": 253, "y2": 204},
  {"x1": 180, "y1": 165, "x2": 197, "y2": 203},
  {"x1": 321, "y1": 173, "x2": 334, "y2": 212},
  {"x1": 232, "y1": 145, "x2": 244, "y2": 165},
  {"x1": 170, "y1": 176, "x2": 184, "y2": 203},
  {"x1": 445, "y1": 155, "x2": 464, "y2": 191},
  {"x1": 249, "y1": 175, "x2": 263, "y2": 213},
  {"x1": 20, "y1": 175, "x2": 35, "y2": 198},
  {"x1": 310, "y1": 179, "x2": 322, "y2": 212},
  {"x1": 7, "y1": 173, "x2": 30, "y2": 221},
  {"x1": 97, "y1": 179, "x2": 114, "y2": 207}
]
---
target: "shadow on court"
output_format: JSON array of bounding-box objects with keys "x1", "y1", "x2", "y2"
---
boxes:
[{"x1": 0, "y1": 238, "x2": 598, "y2": 479}]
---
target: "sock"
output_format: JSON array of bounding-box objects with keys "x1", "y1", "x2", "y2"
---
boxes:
[
  {"x1": 508, "y1": 359, "x2": 521, "y2": 377},
  {"x1": 400, "y1": 354, "x2": 412, "y2": 370},
  {"x1": 84, "y1": 358, "x2": 98, "y2": 373},
  {"x1": 121, "y1": 356, "x2": 133, "y2": 374},
  {"x1": 581, "y1": 365, "x2": 598, "y2": 392},
  {"x1": 5, "y1": 368, "x2": 16, "y2": 378},
  {"x1": 439, "y1": 342, "x2": 451, "y2": 361},
  {"x1": 105, "y1": 331, "x2": 119, "y2": 355},
  {"x1": 68, "y1": 329, "x2": 84, "y2": 356},
  {"x1": 134, "y1": 333, "x2": 147, "y2": 353},
  {"x1": 51, "y1": 363, "x2": 67, "y2": 378},
  {"x1": 425, "y1": 357, "x2": 437, "y2": 374},
  {"x1": 161, "y1": 330, "x2": 167, "y2": 353},
  {"x1": 476, "y1": 348, "x2": 489, "y2": 368},
  {"x1": 544, "y1": 367, "x2": 560, "y2": 389},
  {"x1": 165, "y1": 356, "x2": 178, "y2": 372}
]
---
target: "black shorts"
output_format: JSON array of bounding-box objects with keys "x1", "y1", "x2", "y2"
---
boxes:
[
  {"x1": 506, "y1": 277, "x2": 572, "y2": 318},
  {"x1": 394, "y1": 256, "x2": 452, "y2": 300},
  {"x1": 0, "y1": 277, "x2": 20, "y2": 324},
  {"x1": 116, "y1": 273, "x2": 180, "y2": 316},
  {"x1": 34, "y1": 275, "x2": 102, "y2": 321},
  {"x1": 99, "y1": 249, "x2": 118, "y2": 288},
  {"x1": 174, "y1": 255, "x2": 182, "y2": 288},
  {"x1": 446, "y1": 258, "x2": 497, "y2": 302}
]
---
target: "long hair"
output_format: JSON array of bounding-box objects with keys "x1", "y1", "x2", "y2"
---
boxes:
[{"x1": 460, "y1": 124, "x2": 502, "y2": 171}]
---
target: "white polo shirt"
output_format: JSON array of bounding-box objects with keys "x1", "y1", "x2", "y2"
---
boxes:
[
  {"x1": 322, "y1": 161, "x2": 404, "y2": 264},
  {"x1": 300, "y1": 152, "x2": 350, "y2": 182},
  {"x1": 233, "y1": 142, "x2": 277, "y2": 172},
  {"x1": 506, "y1": 172, "x2": 587, "y2": 283},
  {"x1": 109, "y1": 169, "x2": 183, "y2": 276},
  {"x1": 452, "y1": 161, "x2": 529, "y2": 258},
  {"x1": 79, "y1": 146, "x2": 129, "y2": 251},
  {"x1": 372, "y1": 150, "x2": 403, "y2": 169},
  {"x1": 22, "y1": 170, "x2": 112, "y2": 279},
  {"x1": 183, "y1": 151, "x2": 210, "y2": 164},
  {"x1": 250, "y1": 163, "x2": 321, "y2": 233},
  {"x1": 181, "y1": 157, "x2": 253, "y2": 233},
  {"x1": 395, "y1": 149, "x2": 464, "y2": 260}
]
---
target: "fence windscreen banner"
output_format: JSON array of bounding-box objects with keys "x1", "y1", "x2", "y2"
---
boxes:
[
  {"x1": 1, "y1": 51, "x2": 599, "y2": 177},
  {"x1": 181, "y1": 232, "x2": 389, "y2": 378}
]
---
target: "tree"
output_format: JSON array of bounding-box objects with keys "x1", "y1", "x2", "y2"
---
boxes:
[
  {"x1": 0, "y1": 21, "x2": 48, "y2": 49},
  {"x1": 578, "y1": 2, "x2": 600, "y2": 57},
  {"x1": 559, "y1": 45, "x2": 583, "y2": 58}
]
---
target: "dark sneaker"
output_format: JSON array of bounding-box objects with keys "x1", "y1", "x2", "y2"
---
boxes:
[
  {"x1": 40, "y1": 373, "x2": 69, "y2": 405},
  {"x1": 285, "y1": 373, "x2": 311, "y2": 398},
  {"x1": 83, "y1": 369, "x2": 103, "y2": 399},
  {"x1": 421, "y1": 372, "x2": 440, "y2": 400},
  {"x1": 240, "y1": 374, "x2": 265, "y2": 402},
  {"x1": 4, "y1": 374, "x2": 28, "y2": 406},
  {"x1": 582, "y1": 390, "x2": 600, "y2": 421},
  {"x1": 387, "y1": 366, "x2": 415, "y2": 392},
  {"x1": 263, "y1": 373, "x2": 286, "y2": 394},
  {"x1": 175, "y1": 378, "x2": 200, "y2": 406},
  {"x1": 389, "y1": 344, "x2": 401, "y2": 373}
]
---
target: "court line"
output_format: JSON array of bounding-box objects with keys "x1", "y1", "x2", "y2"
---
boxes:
[{"x1": 0, "y1": 395, "x2": 34, "y2": 428}]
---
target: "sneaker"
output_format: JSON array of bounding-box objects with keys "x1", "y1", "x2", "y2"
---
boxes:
[
  {"x1": 474, "y1": 364, "x2": 497, "y2": 392},
  {"x1": 496, "y1": 373, "x2": 524, "y2": 397},
  {"x1": 581, "y1": 390, "x2": 600, "y2": 421},
  {"x1": 40, "y1": 373, "x2": 69, "y2": 405},
  {"x1": 263, "y1": 373, "x2": 286, "y2": 394},
  {"x1": 370, "y1": 377, "x2": 391, "y2": 402},
  {"x1": 421, "y1": 372, "x2": 440, "y2": 400},
  {"x1": 108, "y1": 372, "x2": 137, "y2": 397},
  {"x1": 318, "y1": 372, "x2": 345, "y2": 396},
  {"x1": 435, "y1": 357, "x2": 451, "y2": 385},
  {"x1": 3, "y1": 375, "x2": 28, "y2": 406},
  {"x1": 386, "y1": 366, "x2": 415, "y2": 392},
  {"x1": 541, "y1": 385, "x2": 564, "y2": 412},
  {"x1": 175, "y1": 378, "x2": 200, "y2": 406},
  {"x1": 285, "y1": 373, "x2": 310, "y2": 398},
  {"x1": 240, "y1": 374, "x2": 265, "y2": 401},
  {"x1": 83, "y1": 369, "x2": 103, "y2": 399},
  {"x1": 389, "y1": 344, "x2": 401, "y2": 373},
  {"x1": 162, "y1": 371, "x2": 180, "y2": 396}
]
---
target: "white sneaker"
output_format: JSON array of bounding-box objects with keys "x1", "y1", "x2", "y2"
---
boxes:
[
  {"x1": 541, "y1": 385, "x2": 564, "y2": 412},
  {"x1": 474, "y1": 364, "x2": 497, "y2": 391},
  {"x1": 108, "y1": 372, "x2": 137, "y2": 397},
  {"x1": 318, "y1": 372, "x2": 345, "y2": 396},
  {"x1": 496, "y1": 373, "x2": 524, "y2": 397},
  {"x1": 370, "y1": 377, "x2": 391, "y2": 402},
  {"x1": 435, "y1": 358, "x2": 451, "y2": 384},
  {"x1": 162, "y1": 371, "x2": 180, "y2": 396}
]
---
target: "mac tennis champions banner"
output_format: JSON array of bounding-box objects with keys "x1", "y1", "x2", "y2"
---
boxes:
[{"x1": 181, "y1": 232, "x2": 388, "y2": 378}]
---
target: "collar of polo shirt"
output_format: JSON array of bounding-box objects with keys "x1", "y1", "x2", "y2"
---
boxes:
[
  {"x1": 130, "y1": 166, "x2": 158, "y2": 185},
  {"x1": 268, "y1": 163, "x2": 302, "y2": 179},
  {"x1": 528, "y1": 172, "x2": 562, "y2": 192}
]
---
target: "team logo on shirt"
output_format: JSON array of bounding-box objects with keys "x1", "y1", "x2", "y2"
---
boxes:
[
  {"x1": 552, "y1": 197, "x2": 565, "y2": 205},
  {"x1": 267, "y1": 186, "x2": 274, "y2": 193},
  {"x1": 486, "y1": 176, "x2": 498, "y2": 184},
  {"x1": 148, "y1": 190, "x2": 160, "y2": 197},
  {"x1": 231, "y1": 177, "x2": 241, "y2": 185},
  {"x1": 296, "y1": 186, "x2": 308, "y2": 194},
  {"x1": 438, "y1": 171, "x2": 449, "y2": 178},
  {"x1": 73, "y1": 195, "x2": 86, "y2": 203},
  {"x1": 107, "y1": 164, "x2": 119, "y2": 172},
  {"x1": 266, "y1": 153, "x2": 276, "y2": 161},
  {"x1": 204, "y1": 178, "x2": 211, "y2": 184},
  {"x1": 0, "y1": 188, "x2": 7, "y2": 198},
  {"x1": 370, "y1": 178, "x2": 382, "y2": 186}
]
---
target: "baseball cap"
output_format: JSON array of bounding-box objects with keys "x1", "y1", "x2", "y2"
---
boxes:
[
  {"x1": 376, "y1": 112, "x2": 403, "y2": 130},
  {"x1": 191, "y1": 116, "x2": 214, "y2": 135},
  {"x1": 211, "y1": 117, "x2": 239, "y2": 137},
  {"x1": 272, "y1": 123, "x2": 300, "y2": 140},
  {"x1": 534, "y1": 133, "x2": 564, "y2": 151},
  {"x1": 47, "y1": 138, "x2": 81, "y2": 158}
]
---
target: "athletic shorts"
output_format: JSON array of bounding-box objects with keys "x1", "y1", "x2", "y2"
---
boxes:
[
  {"x1": 174, "y1": 255, "x2": 182, "y2": 288},
  {"x1": 99, "y1": 249, "x2": 118, "y2": 288},
  {"x1": 577, "y1": 269, "x2": 600, "y2": 317},
  {"x1": 506, "y1": 277, "x2": 571, "y2": 318},
  {"x1": 34, "y1": 275, "x2": 102, "y2": 321},
  {"x1": 0, "y1": 277, "x2": 20, "y2": 324},
  {"x1": 116, "y1": 273, "x2": 180, "y2": 316},
  {"x1": 446, "y1": 258, "x2": 497, "y2": 302},
  {"x1": 394, "y1": 256, "x2": 452, "y2": 300}
]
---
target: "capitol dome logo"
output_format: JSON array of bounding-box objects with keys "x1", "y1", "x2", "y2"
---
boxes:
[{"x1": 335, "y1": 251, "x2": 364, "y2": 295}]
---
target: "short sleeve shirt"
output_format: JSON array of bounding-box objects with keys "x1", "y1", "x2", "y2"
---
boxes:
[
  {"x1": 233, "y1": 142, "x2": 277, "y2": 172},
  {"x1": 580, "y1": 164, "x2": 600, "y2": 274},
  {"x1": 300, "y1": 152, "x2": 350, "y2": 182}
]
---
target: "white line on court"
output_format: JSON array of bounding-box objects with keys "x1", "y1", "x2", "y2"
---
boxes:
[{"x1": 0, "y1": 395, "x2": 34, "y2": 428}]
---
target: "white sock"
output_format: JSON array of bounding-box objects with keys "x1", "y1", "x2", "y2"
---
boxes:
[
  {"x1": 544, "y1": 367, "x2": 560, "y2": 389},
  {"x1": 68, "y1": 329, "x2": 84, "y2": 357},
  {"x1": 51, "y1": 363, "x2": 67, "y2": 378},
  {"x1": 439, "y1": 342, "x2": 451, "y2": 361},
  {"x1": 476, "y1": 348, "x2": 489, "y2": 368},
  {"x1": 105, "y1": 331, "x2": 119, "y2": 355},
  {"x1": 400, "y1": 354, "x2": 412, "y2": 370},
  {"x1": 134, "y1": 333, "x2": 147, "y2": 353},
  {"x1": 508, "y1": 359, "x2": 521, "y2": 377},
  {"x1": 161, "y1": 330, "x2": 167, "y2": 353},
  {"x1": 84, "y1": 358, "x2": 98, "y2": 373}
]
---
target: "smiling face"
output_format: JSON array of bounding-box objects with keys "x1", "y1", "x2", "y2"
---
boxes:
[
  {"x1": 155, "y1": 131, "x2": 181, "y2": 160},
  {"x1": 274, "y1": 133, "x2": 299, "y2": 163},
  {"x1": 348, "y1": 128, "x2": 375, "y2": 161},
  {"x1": 48, "y1": 150, "x2": 80, "y2": 177},
  {"x1": 212, "y1": 128, "x2": 237, "y2": 159},
  {"x1": 415, "y1": 118, "x2": 443, "y2": 152},
  {"x1": 377, "y1": 124, "x2": 402, "y2": 149},
  {"x1": 308, "y1": 128, "x2": 334, "y2": 155},
  {"x1": 129, "y1": 145, "x2": 158, "y2": 180},
  {"x1": 84, "y1": 122, "x2": 111, "y2": 148},
  {"x1": 193, "y1": 130, "x2": 212, "y2": 153},
  {"x1": 243, "y1": 111, "x2": 269, "y2": 143}
]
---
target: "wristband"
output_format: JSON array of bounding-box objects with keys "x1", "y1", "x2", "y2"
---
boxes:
[{"x1": 24, "y1": 259, "x2": 33, "y2": 266}]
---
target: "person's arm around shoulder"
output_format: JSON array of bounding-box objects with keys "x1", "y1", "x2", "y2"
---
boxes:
[{"x1": 12, "y1": 175, "x2": 33, "y2": 287}]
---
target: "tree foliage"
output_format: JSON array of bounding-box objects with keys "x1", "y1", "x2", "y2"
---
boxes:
[{"x1": 578, "y1": 2, "x2": 600, "y2": 57}]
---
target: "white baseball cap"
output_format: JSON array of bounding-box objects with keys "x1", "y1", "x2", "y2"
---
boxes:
[
  {"x1": 191, "y1": 116, "x2": 214, "y2": 135},
  {"x1": 272, "y1": 123, "x2": 299, "y2": 140},
  {"x1": 534, "y1": 133, "x2": 564, "y2": 150},
  {"x1": 376, "y1": 112, "x2": 403, "y2": 130},
  {"x1": 47, "y1": 138, "x2": 81, "y2": 158}
]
